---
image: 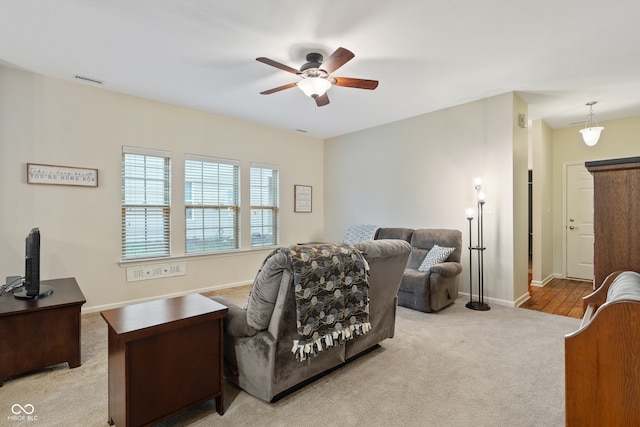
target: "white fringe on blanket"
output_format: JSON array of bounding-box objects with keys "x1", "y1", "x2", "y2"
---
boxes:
[{"x1": 291, "y1": 321, "x2": 372, "y2": 361}]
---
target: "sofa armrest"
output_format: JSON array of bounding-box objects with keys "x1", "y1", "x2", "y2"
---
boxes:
[
  {"x1": 429, "y1": 262, "x2": 462, "y2": 278},
  {"x1": 210, "y1": 296, "x2": 259, "y2": 338}
]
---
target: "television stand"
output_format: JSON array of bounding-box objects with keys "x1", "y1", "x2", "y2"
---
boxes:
[
  {"x1": 0, "y1": 278, "x2": 85, "y2": 386},
  {"x1": 13, "y1": 285, "x2": 54, "y2": 300}
]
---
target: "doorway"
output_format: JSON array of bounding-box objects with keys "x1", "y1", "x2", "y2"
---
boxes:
[{"x1": 564, "y1": 163, "x2": 594, "y2": 281}]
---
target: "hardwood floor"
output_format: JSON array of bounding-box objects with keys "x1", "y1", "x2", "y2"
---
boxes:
[{"x1": 520, "y1": 278, "x2": 594, "y2": 319}]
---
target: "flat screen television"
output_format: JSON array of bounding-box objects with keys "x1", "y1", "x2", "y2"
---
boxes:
[{"x1": 14, "y1": 228, "x2": 53, "y2": 300}]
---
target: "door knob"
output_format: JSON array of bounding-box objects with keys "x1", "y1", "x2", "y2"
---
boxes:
[{"x1": 569, "y1": 225, "x2": 578, "y2": 230}]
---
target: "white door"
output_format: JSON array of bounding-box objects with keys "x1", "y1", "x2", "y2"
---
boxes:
[{"x1": 566, "y1": 164, "x2": 594, "y2": 280}]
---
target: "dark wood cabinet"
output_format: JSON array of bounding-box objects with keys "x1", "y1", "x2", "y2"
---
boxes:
[
  {"x1": 101, "y1": 294, "x2": 228, "y2": 427},
  {"x1": 0, "y1": 277, "x2": 85, "y2": 386},
  {"x1": 586, "y1": 156, "x2": 640, "y2": 286}
]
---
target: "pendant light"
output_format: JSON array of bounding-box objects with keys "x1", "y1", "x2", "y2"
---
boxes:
[{"x1": 579, "y1": 101, "x2": 604, "y2": 146}]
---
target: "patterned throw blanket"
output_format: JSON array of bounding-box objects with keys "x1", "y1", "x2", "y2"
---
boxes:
[{"x1": 284, "y1": 243, "x2": 371, "y2": 361}]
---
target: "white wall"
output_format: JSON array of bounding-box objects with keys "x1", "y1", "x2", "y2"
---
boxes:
[
  {"x1": 324, "y1": 92, "x2": 529, "y2": 305},
  {"x1": 0, "y1": 65, "x2": 325, "y2": 311},
  {"x1": 551, "y1": 115, "x2": 640, "y2": 277}
]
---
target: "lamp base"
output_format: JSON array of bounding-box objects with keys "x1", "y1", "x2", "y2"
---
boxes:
[{"x1": 466, "y1": 301, "x2": 490, "y2": 311}]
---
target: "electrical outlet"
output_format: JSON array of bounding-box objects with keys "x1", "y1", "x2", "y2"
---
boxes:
[{"x1": 126, "y1": 262, "x2": 187, "y2": 282}]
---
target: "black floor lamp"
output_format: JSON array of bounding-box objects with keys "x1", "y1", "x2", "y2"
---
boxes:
[{"x1": 466, "y1": 178, "x2": 490, "y2": 311}]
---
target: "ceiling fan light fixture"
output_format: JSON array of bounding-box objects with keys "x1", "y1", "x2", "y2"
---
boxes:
[
  {"x1": 579, "y1": 101, "x2": 604, "y2": 146},
  {"x1": 297, "y1": 77, "x2": 331, "y2": 98}
]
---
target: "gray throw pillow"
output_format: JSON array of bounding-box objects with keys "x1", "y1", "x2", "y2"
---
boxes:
[
  {"x1": 418, "y1": 245, "x2": 455, "y2": 272},
  {"x1": 343, "y1": 224, "x2": 379, "y2": 244}
]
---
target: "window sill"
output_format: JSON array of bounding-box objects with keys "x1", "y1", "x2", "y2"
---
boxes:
[{"x1": 118, "y1": 246, "x2": 277, "y2": 267}]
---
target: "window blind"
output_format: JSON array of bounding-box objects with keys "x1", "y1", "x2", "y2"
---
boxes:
[
  {"x1": 185, "y1": 155, "x2": 240, "y2": 253},
  {"x1": 250, "y1": 164, "x2": 279, "y2": 247},
  {"x1": 121, "y1": 147, "x2": 171, "y2": 260}
]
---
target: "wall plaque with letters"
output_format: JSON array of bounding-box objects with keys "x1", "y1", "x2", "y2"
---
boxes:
[{"x1": 27, "y1": 163, "x2": 98, "y2": 187}]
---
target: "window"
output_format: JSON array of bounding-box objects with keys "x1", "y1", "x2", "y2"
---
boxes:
[
  {"x1": 121, "y1": 147, "x2": 171, "y2": 260},
  {"x1": 185, "y1": 155, "x2": 240, "y2": 253},
  {"x1": 250, "y1": 164, "x2": 279, "y2": 247}
]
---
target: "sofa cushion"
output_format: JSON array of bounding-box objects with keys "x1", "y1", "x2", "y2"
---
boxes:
[
  {"x1": 399, "y1": 268, "x2": 428, "y2": 293},
  {"x1": 407, "y1": 229, "x2": 462, "y2": 269},
  {"x1": 246, "y1": 250, "x2": 290, "y2": 330},
  {"x1": 375, "y1": 227, "x2": 414, "y2": 243},
  {"x1": 353, "y1": 238, "x2": 411, "y2": 260},
  {"x1": 418, "y1": 244, "x2": 455, "y2": 272}
]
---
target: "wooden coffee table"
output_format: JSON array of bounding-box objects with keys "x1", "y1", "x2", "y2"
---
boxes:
[
  {"x1": 0, "y1": 277, "x2": 86, "y2": 386},
  {"x1": 101, "y1": 294, "x2": 228, "y2": 426}
]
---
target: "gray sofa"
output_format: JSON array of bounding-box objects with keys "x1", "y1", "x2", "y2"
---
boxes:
[
  {"x1": 376, "y1": 228, "x2": 462, "y2": 312},
  {"x1": 211, "y1": 239, "x2": 411, "y2": 402}
]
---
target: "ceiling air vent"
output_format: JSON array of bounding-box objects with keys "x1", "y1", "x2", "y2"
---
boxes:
[{"x1": 74, "y1": 75, "x2": 103, "y2": 85}]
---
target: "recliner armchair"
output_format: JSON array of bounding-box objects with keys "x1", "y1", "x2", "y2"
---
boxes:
[{"x1": 377, "y1": 228, "x2": 462, "y2": 312}]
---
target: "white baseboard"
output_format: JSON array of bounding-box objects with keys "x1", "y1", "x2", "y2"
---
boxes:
[
  {"x1": 529, "y1": 273, "x2": 555, "y2": 288},
  {"x1": 513, "y1": 291, "x2": 531, "y2": 308},
  {"x1": 457, "y1": 292, "x2": 517, "y2": 308},
  {"x1": 81, "y1": 280, "x2": 250, "y2": 314}
]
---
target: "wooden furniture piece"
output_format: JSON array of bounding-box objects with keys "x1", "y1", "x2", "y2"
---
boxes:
[
  {"x1": 565, "y1": 270, "x2": 640, "y2": 426},
  {"x1": 586, "y1": 156, "x2": 640, "y2": 286},
  {"x1": 101, "y1": 294, "x2": 228, "y2": 427},
  {"x1": 0, "y1": 277, "x2": 85, "y2": 386}
]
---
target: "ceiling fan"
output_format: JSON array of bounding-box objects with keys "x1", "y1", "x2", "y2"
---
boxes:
[{"x1": 256, "y1": 47, "x2": 378, "y2": 107}]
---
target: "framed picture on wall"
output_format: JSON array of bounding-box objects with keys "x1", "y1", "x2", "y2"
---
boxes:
[
  {"x1": 27, "y1": 163, "x2": 99, "y2": 187},
  {"x1": 294, "y1": 185, "x2": 312, "y2": 213}
]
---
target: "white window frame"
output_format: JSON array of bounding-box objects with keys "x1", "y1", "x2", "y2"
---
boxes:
[
  {"x1": 121, "y1": 146, "x2": 171, "y2": 260},
  {"x1": 250, "y1": 163, "x2": 279, "y2": 248},
  {"x1": 184, "y1": 154, "x2": 240, "y2": 254}
]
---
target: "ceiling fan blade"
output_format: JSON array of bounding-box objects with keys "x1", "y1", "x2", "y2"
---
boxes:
[
  {"x1": 333, "y1": 77, "x2": 379, "y2": 90},
  {"x1": 256, "y1": 57, "x2": 300, "y2": 74},
  {"x1": 321, "y1": 47, "x2": 355, "y2": 74},
  {"x1": 260, "y1": 82, "x2": 298, "y2": 95},
  {"x1": 315, "y1": 93, "x2": 330, "y2": 107}
]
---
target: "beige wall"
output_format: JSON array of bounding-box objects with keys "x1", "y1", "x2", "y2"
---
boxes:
[
  {"x1": 0, "y1": 65, "x2": 325, "y2": 311},
  {"x1": 530, "y1": 119, "x2": 555, "y2": 286},
  {"x1": 511, "y1": 94, "x2": 529, "y2": 304},
  {"x1": 550, "y1": 115, "x2": 640, "y2": 277},
  {"x1": 324, "y1": 92, "x2": 530, "y2": 305},
  {"x1": 9, "y1": 60, "x2": 622, "y2": 310}
]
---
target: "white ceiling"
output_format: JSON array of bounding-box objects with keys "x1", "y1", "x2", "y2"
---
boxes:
[{"x1": 2, "y1": 0, "x2": 640, "y2": 139}]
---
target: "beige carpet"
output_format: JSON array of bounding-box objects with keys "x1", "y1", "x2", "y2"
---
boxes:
[{"x1": 2, "y1": 299, "x2": 580, "y2": 426}]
